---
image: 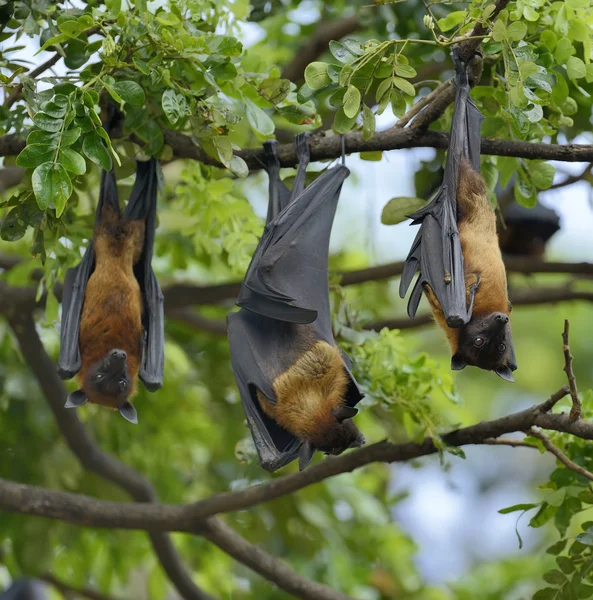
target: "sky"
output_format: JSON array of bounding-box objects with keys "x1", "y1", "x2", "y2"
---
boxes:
[{"x1": 2, "y1": 6, "x2": 593, "y2": 589}]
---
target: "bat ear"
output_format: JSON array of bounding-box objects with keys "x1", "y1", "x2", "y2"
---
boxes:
[
  {"x1": 298, "y1": 442, "x2": 315, "y2": 471},
  {"x1": 332, "y1": 405, "x2": 358, "y2": 423},
  {"x1": 119, "y1": 402, "x2": 138, "y2": 424},
  {"x1": 451, "y1": 354, "x2": 467, "y2": 371},
  {"x1": 495, "y1": 365, "x2": 515, "y2": 383},
  {"x1": 64, "y1": 390, "x2": 88, "y2": 408}
]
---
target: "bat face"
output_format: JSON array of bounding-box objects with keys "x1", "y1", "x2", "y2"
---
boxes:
[
  {"x1": 84, "y1": 348, "x2": 132, "y2": 403},
  {"x1": 452, "y1": 312, "x2": 517, "y2": 381},
  {"x1": 315, "y1": 418, "x2": 366, "y2": 456}
]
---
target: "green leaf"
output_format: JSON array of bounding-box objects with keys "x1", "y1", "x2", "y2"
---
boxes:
[
  {"x1": 245, "y1": 99, "x2": 275, "y2": 136},
  {"x1": 390, "y1": 90, "x2": 406, "y2": 118},
  {"x1": 58, "y1": 19, "x2": 84, "y2": 38},
  {"x1": 362, "y1": 104, "x2": 375, "y2": 141},
  {"x1": 229, "y1": 155, "x2": 249, "y2": 178},
  {"x1": 557, "y1": 556, "x2": 576, "y2": 573},
  {"x1": 546, "y1": 540, "x2": 567, "y2": 555},
  {"x1": 111, "y1": 81, "x2": 145, "y2": 107},
  {"x1": 437, "y1": 10, "x2": 466, "y2": 32},
  {"x1": 342, "y1": 38, "x2": 364, "y2": 56},
  {"x1": 59, "y1": 148, "x2": 86, "y2": 175},
  {"x1": 510, "y1": 85, "x2": 528, "y2": 108},
  {"x1": 32, "y1": 162, "x2": 72, "y2": 215},
  {"x1": 332, "y1": 108, "x2": 357, "y2": 134},
  {"x1": 16, "y1": 144, "x2": 54, "y2": 168},
  {"x1": 567, "y1": 56, "x2": 586, "y2": 80},
  {"x1": 498, "y1": 503, "x2": 538, "y2": 515},
  {"x1": 214, "y1": 136, "x2": 233, "y2": 166},
  {"x1": 360, "y1": 151, "x2": 382, "y2": 161},
  {"x1": 506, "y1": 22, "x2": 527, "y2": 42},
  {"x1": 329, "y1": 40, "x2": 357, "y2": 63},
  {"x1": 304, "y1": 62, "x2": 331, "y2": 90},
  {"x1": 381, "y1": 197, "x2": 427, "y2": 225},
  {"x1": 569, "y1": 18, "x2": 589, "y2": 42},
  {"x1": 576, "y1": 528, "x2": 593, "y2": 546},
  {"x1": 133, "y1": 58, "x2": 150, "y2": 75},
  {"x1": 393, "y1": 77, "x2": 415, "y2": 97},
  {"x1": 376, "y1": 78, "x2": 392, "y2": 103},
  {"x1": 519, "y1": 61, "x2": 539, "y2": 79},
  {"x1": 259, "y1": 78, "x2": 290, "y2": 104},
  {"x1": 82, "y1": 131, "x2": 112, "y2": 171},
  {"x1": 543, "y1": 570, "x2": 567, "y2": 585},
  {"x1": 343, "y1": 84, "x2": 361, "y2": 119},
  {"x1": 41, "y1": 100, "x2": 68, "y2": 119},
  {"x1": 529, "y1": 161, "x2": 555, "y2": 190},
  {"x1": 106, "y1": 0, "x2": 122, "y2": 17},
  {"x1": 37, "y1": 33, "x2": 69, "y2": 53},
  {"x1": 541, "y1": 30, "x2": 558, "y2": 51},
  {"x1": 555, "y1": 39, "x2": 575, "y2": 64},
  {"x1": 33, "y1": 112, "x2": 63, "y2": 133},
  {"x1": 1, "y1": 205, "x2": 29, "y2": 241},
  {"x1": 523, "y1": 5, "x2": 539, "y2": 21},
  {"x1": 161, "y1": 89, "x2": 182, "y2": 124},
  {"x1": 529, "y1": 502, "x2": 557, "y2": 527},
  {"x1": 533, "y1": 589, "x2": 560, "y2": 600},
  {"x1": 394, "y1": 64, "x2": 417, "y2": 78},
  {"x1": 61, "y1": 127, "x2": 81, "y2": 147},
  {"x1": 491, "y1": 20, "x2": 507, "y2": 42}
]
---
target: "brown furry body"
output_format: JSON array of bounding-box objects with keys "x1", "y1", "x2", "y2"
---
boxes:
[
  {"x1": 77, "y1": 205, "x2": 145, "y2": 407},
  {"x1": 256, "y1": 340, "x2": 349, "y2": 448},
  {"x1": 425, "y1": 160, "x2": 510, "y2": 354}
]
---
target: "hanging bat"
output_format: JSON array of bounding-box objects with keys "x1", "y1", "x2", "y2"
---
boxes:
[
  {"x1": 227, "y1": 135, "x2": 365, "y2": 472},
  {"x1": 57, "y1": 159, "x2": 164, "y2": 423},
  {"x1": 499, "y1": 200, "x2": 560, "y2": 258},
  {"x1": 399, "y1": 48, "x2": 517, "y2": 381}
]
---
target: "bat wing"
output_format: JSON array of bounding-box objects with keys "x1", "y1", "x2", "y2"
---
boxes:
[
  {"x1": 56, "y1": 171, "x2": 119, "y2": 379},
  {"x1": 237, "y1": 163, "x2": 349, "y2": 329},
  {"x1": 124, "y1": 158, "x2": 165, "y2": 391},
  {"x1": 263, "y1": 140, "x2": 291, "y2": 223},
  {"x1": 399, "y1": 48, "x2": 484, "y2": 327},
  {"x1": 227, "y1": 310, "x2": 302, "y2": 472}
]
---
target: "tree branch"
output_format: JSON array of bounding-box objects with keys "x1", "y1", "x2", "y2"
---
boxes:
[
  {"x1": 549, "y1": 163, "x2": 593, "y2": 190},
  {"x1": 562, "y1": 319, "x2": 581, "y2": 420},
  {"x1": 528, "y1": 428, "x2": 593, "y2": 482},
  {"x1": 281, "y1": 15, "x2": 363, "y2": 83},
  {"x1": 2, "y1": 387, "x2": 588, "y2": 531},
  {"x1": 40, "y1": 574, "x2": 121, "y2": 600},
  {"x1": 4, "y1": 54, "x2": 62, "y2": 109}
]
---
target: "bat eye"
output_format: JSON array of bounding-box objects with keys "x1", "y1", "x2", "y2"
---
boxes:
[
  {"x1": 94, "y1": 374, "x2": 103, "y2": 382},
  {"x1": 474, "y1": 337, "x2": 485, "y2": 348},
  {"x1": 119, "y1": 380, "x2": 127, "y2": 391},
  {"x1": 499, "y1": 343, "x2": 506, "y2": 352}
]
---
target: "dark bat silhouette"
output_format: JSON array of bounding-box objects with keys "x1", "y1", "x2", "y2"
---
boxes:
[
  {"x1": 57, "y1": 159, "x2": 164, "y2": 423},
  {"x1": 228, "y1": 135, "x2": 364, "y2": 472},
  {"x1": 399, "y1": 48, "x2": 517, "y2": 381}
]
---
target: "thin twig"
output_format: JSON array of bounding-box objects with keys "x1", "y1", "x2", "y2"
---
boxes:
[
  {"x1": 562, "y1": 319, "x2": 581, "y2": 420},
  {"x1": 549, "y1": 163, "x2": 593, "y2": 190},
  {"x1": 394, "y1": 80, "x2": 453, "y2": 129},
  {"x1": 41, "y1": 574, "x2": 121, "y2": 600},
  {"x1": 528, "y1": 428, "x2": 593, "y2": 482},
  {"x1": 4, "y1": 54, "x2": 62, "y2": 109}
]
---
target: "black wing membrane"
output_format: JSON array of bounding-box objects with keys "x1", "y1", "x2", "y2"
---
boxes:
[
  {"x1": 125, "y1": 158, "x2": 165, "y2": 391},
  {"x1": 57, "y1": 160, "x2": 164, "y2": 392},
  {"x1": 399, "y1": 48, "x2": 484, "y2": 327},
  {"x1": 228, "y1": 135, "x2": 363, "y2": 472},
  {"x1": 57, "y1": 171, "x2": 119, "y2": 379}
]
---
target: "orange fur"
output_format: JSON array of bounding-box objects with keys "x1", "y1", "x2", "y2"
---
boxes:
[
  {"x1": 256, "y1": 341, "x2": 349, "y2": 446},
  {"x1": 425, "y1": 160, "x2": 510, "y2": 354},
  {"x1": 77, "y1": 205, "x2": 145, "y2": 408}
]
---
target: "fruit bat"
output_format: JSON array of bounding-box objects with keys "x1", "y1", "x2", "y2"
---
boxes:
[
  {"x1": 399, "y1": 48, "x2": 517, "y2": 381},
  {"x1": 57, "y1": 159, "x2": 165, "y2": 423},
  {"x1": 499, "y1": 200, "x2": 560, "y2": 258},
  {"x1": 227, "y1": 135, "x2": 365, "y2": 472}
]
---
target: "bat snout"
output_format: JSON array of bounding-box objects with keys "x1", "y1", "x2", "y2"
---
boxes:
[
  {"x1": 446, "y1": 315, "x2": 464, "y2": 328},
  {"x1": 105, "y1": 349, "x2": 128, "y2": 369},
  {"x1": 494, "y1": 313, "x2": 509, "y2": 324}
]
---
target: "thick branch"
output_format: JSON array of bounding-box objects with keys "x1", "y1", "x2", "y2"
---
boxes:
[
  {"x1": 1, "y1": 128, "x2": 593, "y2": 170},
  {"x1": 3, "y1": 388, "x2": 589, "y2": 531},
  {"x1": 281, "y1": 15, "x2": 363, "y2": 82}
]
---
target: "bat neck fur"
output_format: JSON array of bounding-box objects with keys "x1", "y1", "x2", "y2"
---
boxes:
[
  {"x1": 94, "y1": 205, "x2": 145, "y2": 270},
  {"x1": 257, "y1": 341, "x2": 352, "y2": 447}
]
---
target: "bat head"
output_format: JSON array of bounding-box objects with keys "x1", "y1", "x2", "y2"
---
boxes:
[
  {"x1": 82, "y1": 349, "x2": 138, "y2": 423},
  {"x1": 452, "y1": 312, "x2": 517, "y2": 381},
  {"x1": 306, "y1": 406, "x2": 365, "y2": 462}
]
